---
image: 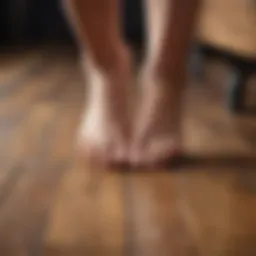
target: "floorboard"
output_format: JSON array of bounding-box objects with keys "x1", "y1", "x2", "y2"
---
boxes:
[{"x1": 0, "y1": 48, "x2": 255, "y2": 256}]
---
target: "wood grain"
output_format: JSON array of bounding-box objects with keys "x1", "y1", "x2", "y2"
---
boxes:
[{"x1": 0, "y1": 48, "x2": 254, "y2": 256}]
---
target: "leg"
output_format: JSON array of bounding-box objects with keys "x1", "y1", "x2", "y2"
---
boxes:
[
  {"x1": 64, "y1": 0, "x2": 132, "y2": 164},
  {"x1": 131, "y1": 0, "x2": 200, "y2": 166}
]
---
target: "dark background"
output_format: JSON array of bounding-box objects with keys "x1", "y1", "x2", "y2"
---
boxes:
[{"x1": 0, "y1": 0, "x2": 144, "y2": 46}]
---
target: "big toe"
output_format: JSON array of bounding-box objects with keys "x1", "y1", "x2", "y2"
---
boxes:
[{"x1": 130, "y1": 138, "x2": 182, "y2": 168}]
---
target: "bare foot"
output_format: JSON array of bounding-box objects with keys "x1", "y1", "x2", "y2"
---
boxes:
[
  {"x1": 77, "y1": 50, "x2": 132, "y2": 165},
  {"x1": 131, "y1": 68, "x2": 184, "y2": 167}
]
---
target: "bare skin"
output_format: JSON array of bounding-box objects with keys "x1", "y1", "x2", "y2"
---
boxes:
[
  {"x1": 78, "y1": 50, "x2": 132, "y2": 165},
  {"x1": 131, "y1": 0, "x2": 200, "y2": 166},
  {"x1": 65, "y1": 0, "x2": 200, "y2": 166},
  {"x1": 64, "y1": 0, "x2": 132, "y2": 165}
]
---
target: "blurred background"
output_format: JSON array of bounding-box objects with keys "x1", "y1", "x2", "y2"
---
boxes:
[
  {"x1": 0, "y1": 0, "x2": 255, "y2": 255},
  {"x1": 0, "y1": 0, "x2": 255, "y2": 111},
  {"x1": 0, "y1": 0, "x2": 144, "y2": 45}
]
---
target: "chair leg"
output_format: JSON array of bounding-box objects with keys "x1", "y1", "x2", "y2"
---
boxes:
[
  {"x1": 226, "y1": 68, "x2": 248, "y2": 113},
  {"x1": 190, "y1": 46, "x2": 206, "y2": 80}
]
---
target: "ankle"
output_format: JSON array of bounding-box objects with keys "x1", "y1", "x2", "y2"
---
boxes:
[
  {"x1": 142, "y1": 60, "x2": 187, "y2": 85},
  {"x1": 84, "y1": 44, "x2": 132, "y2": 79}
]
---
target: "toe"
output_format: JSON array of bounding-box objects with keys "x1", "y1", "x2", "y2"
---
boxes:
[
  {"x1": 108, "y1": 130, "x2": 130, "y2": 166},
  {"x1": 130, "y1": 138, "x2": 183, "y2": 168},
  {"x1": 147, "y1": 138, "x2": 182, "y2": 165},
  {"x1": 130, "y1": 146, "x2": 149, "y2": 168}
]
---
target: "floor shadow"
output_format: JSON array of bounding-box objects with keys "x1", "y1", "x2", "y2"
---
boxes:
[
  {"x1": 115, "y1": 154, "x2": 256, "y2": 173},
  {"x1": 172, "y1": 153, "x2": 256, "y2": 170}
]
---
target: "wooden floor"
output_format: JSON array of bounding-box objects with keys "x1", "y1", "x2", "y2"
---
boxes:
[{"x1": 0, "y1": 48, "x2": 255, "y2": 256}]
